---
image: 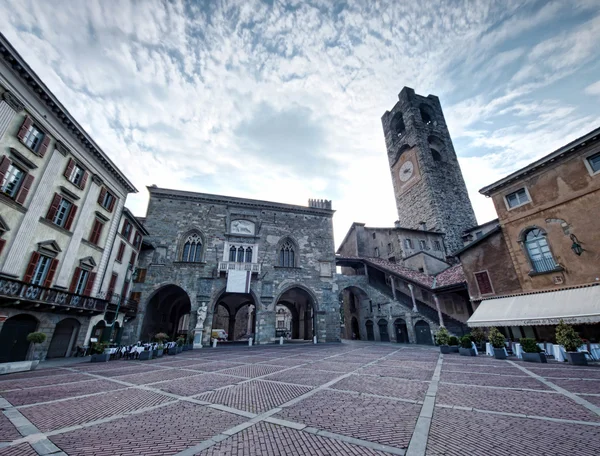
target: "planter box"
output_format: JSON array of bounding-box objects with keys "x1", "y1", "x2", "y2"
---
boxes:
[
  {"x1": 91, "y1": 353, "x2": 110, "y2": 363},
  {"x1": 168, "y1": 349, "x2": 177, "y2": 356},
  {"x1": 459, "y1": 347, "x2": 477, "y2": 357},
  {"x1": 182, "y1": 345, "x2": 189, "y2": 351},
  {"x1": 493, "y1": 348, "x2": 507, "y2": 360},
  {"x1": 449, "y1": 346, "x2": 459, "y2": 353},
  {"x1": 176, "y1": 346, "x2": 183, "y2": 354},
  {"x1": 0, "y1": 360, "x2": 39, "y2": 375},
  {"x1": 566, "y1": 352, "x2": 588, "y2": 366},
  {"x1": 522, "y1": 352, "x2": 547, "y2": 363},
  {"x1": 139, "y1": 351, "x2": 152, "y2": 361},
  {"x1": 187, "y1": 344, "x2": 194, "y2": 351},
  {"x1": 156, "y1": 349, "x2": 164, "y2": 358},
  {"x1": 439, "y1": 345, "x2": 451, "y2": 354}
]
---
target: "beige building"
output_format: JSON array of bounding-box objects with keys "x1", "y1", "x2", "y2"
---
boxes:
[{"x1": 0, "y1": 33, "x2": 139, "y2": 362}]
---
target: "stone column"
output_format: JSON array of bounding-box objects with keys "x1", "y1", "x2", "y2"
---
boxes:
[
  {"x1": 0, "y1": 92, "x2": 24, "y2": 140},
  {"x1": 390, "y1": 276, "x2": 397, "y2": 300},
  {"x1": 407, "y1": 284, "x2": 418, "y2": 312},
  {"x1": 247, "y1": 305, "x2": 254, "y2": 335},
  {"x1": 92, "y1": 197, "x2": 125, "y2": 295},
  {"x1": 433, "y1": 294, "x2": 445, "y2": 327},
  {"x1": 228, "y1": 316, "x2": 236, "y2": 341}
]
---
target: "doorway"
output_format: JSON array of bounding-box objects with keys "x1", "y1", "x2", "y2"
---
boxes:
[
  {"x1": 394, "y1": 318, "x2": 409, "y2": 343},
  {"x1": 47, "y1": 318, "x2": 80, "y2": 358},
  {"x1": 415, "y1": 320, "x2": 433, "y2": 345},
  {"x1": 0, "y1": 314, "x2": 39, "y2": 362},
  {"x1": 378, "y1": 319, "x2": 390, "y2": 342}
]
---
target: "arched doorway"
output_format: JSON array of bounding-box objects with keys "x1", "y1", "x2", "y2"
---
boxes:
[
  {"x1": 90, "y1": 320, "x2": 110, "y2": 343},
  {"x1": 275, "y1": 305, "x2": 294, "y2": 339},
  {"x1": 365, "y1": 320, "x2": 374, "y2": 341},
  {"x1": 394, "y1": 318, "x2": 409, "y2": 343},
  {"x1": 47, "y1": 318, "x2": 80, "y2": 358},
  {"x1": 378, "y1": 319, "x2": 390, "y2": 342},
  {"x1": 415, "y1": 320, "x2": 433, "y2": 345},
  {"x1": 351, "y1": 316, "x2": 360, "y2": 340},
  {"x1": 0, "y1": 314, "x2": 39, "y2": 362},
  {"x1": 211, "y1": 291, "x2": 256, "y2": 342},
  {"x1": 275, "y1": 287, "x2": 316, "y2": 341},
  {"x1": 141, "y1": 285, "x2": 192, "y2": 341}
]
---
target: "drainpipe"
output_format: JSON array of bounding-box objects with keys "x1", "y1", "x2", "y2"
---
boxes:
[
  {"x1": 407, "y1": 283, "x2": 418, "y2": 312},
  {"x1": 433, "y1": 294, "x2": 445, "y2": 328}
]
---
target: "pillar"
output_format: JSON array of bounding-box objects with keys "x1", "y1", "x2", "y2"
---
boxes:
[
  {"x1": 433, "y1": 294, "x2": 445, "y2": 327},
  {"x1": 408, "y1": 283, "x2": 418, "y2": 312}
]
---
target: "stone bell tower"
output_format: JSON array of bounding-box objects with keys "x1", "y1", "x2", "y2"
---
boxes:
[{"x1": 381, "y1": 87, "x2": 477, "y2": 253}]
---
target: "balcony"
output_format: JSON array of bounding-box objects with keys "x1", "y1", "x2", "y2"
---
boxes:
[
  {"x1": 96, "y1": 291, "x2": 139, "y2": 318},
  {"x1": 218, "y1": 261, "x2": 261, "y2": 274},
  {"x1": 0, "y1": 277, "x2": 107, "y2": 314}
]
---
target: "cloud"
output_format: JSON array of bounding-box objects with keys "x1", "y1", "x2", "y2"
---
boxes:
[
  {"x1": 586, "y1": 80, "x2": 600, "y2": 96},
  {"x1": 1, "y1": 0, "x2": 599, "y2": 245}
]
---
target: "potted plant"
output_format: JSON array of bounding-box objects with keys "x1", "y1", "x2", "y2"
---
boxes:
[
  {"x1": 156, "y1": 344, "x2": 164, "y2": 358},
  {"x1": 435, "y1": 327, "x2": 451, "y2": 354},
  {"x1": 471, "y1": 327, "x2": 486, "y2": 351},
  {"x1": 520, "y1": 338, "x2": 547, "y2": 363},
  {"x1": 556, "y1": 320, "x2": 586, "y2": 366},
  {"x1": 176, "y1": 336, "x2": 185, "y2": 353},
  {"x1": 448, "y1": 336, "x2": 459, "y2": 353},
  {"x1": 26, "y1": 332, "x2": 46, "y2": 368},
  {"x1": 488, "y1": 327, "x2": 507, "y2": 359},
  {"x1": 459, "y1": 335, "x2": 476, "y2": 356},
  {"x1": 187, "y1": 334, "x2": 195, "y2": 350},
  {"x1": 90, "y1": 342, "x2": 110, "y2": 363},
  {"x1": 139, "y1": 347, "x2": 152, "y2": 360}
]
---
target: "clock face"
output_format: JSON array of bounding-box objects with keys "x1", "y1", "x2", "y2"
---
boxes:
[{"x1": 399, "y1": 160, "x2": 414, "y2": 182}]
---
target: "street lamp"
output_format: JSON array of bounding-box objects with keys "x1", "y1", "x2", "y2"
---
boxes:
[{"x1": 570, "y1": 234, "x2": 584, "y2": 256}]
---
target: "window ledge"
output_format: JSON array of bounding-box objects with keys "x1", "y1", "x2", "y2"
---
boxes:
[
  {"x1": 172, "y1": 261, "x2": 207, "y2": 265},
  {"x1": 81, "y1": 238, "x2": 104, "y2": 252},
  {"x1": 528, "y1": 266, "x2": 564, "y2": 277},
  {"x1": 273, "y1": 266, "x2": 303, "y2": 270},
  {"x1": 38, "y1": 217, "x2": 73, "y2": 237},
  {"x1": 0, "y1": 193, "x2": 27, "y2": 213}
]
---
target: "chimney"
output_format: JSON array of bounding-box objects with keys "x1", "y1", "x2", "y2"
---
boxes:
[
  {"x1": 419, "y1": 221, "x2": 427, "y2": 231},
  {"x1": 308, "y1": 199, "x2": 332, "y2": 210}
]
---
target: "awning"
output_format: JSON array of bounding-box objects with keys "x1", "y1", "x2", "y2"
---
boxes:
[{"x1": 467, "y1": 285, "x2": 600, "y2": 327}]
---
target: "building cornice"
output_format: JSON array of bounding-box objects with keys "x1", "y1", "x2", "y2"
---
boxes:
[
  {"x1": 147, "y1": 186, "x2": 335, "y2": 217},
  {"x1": 0, "y1": 32, "x2": 137, "y2": 194}
]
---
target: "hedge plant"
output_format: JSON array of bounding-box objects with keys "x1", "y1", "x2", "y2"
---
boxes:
[
  {"x1": 460, "y1": 335, "x2": 472, "y2": 349},
  {"x1": 488, "y1": 327, "x2": 506, "y2": 349},
  {"x1": 434, "y1": 327, "x2": 450, "y2": 345},
  {"x1": 555, "y1": 320, "x2": 582, "y2": 352},
  {"x1": 448, "y1": 336, "x2": 459, "y2": 346},
  {"x1": 520, "y1": 338, "x2": 541, "y2": 353}
]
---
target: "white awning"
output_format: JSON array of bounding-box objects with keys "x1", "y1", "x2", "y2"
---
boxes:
[{"x1": 467, "y1": 285, "x2": 600, "y2": 327}]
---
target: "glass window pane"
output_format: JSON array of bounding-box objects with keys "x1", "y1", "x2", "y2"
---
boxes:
[{"x1": 194, "y1": 244, "x2": 202, "y2": 262}]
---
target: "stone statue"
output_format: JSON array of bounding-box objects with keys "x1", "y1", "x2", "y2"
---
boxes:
[{"x1": 196, "y1": 302, "x2": 208, "y2": 330}]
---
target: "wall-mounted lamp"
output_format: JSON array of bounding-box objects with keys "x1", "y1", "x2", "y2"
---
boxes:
[{"x1": 570, "y1": 234, "x2": 584, "y2": 256}]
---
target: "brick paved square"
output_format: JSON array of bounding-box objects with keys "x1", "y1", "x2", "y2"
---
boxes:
[
  {"x1": 580, "y1": 395, "x2": 600, "y2": 407},
  {"x1": 550, "y1": 378, "x2": 600, "y2": 394},
  {"x1": 257, "y1": 358, "x2": 309, "y2": 367},
  {"x1": 427, "y1": 407, "x2": 600, "y2": 456},
  {"x1": 152, "y1": 373, "x2": 242, "y2": 396},
  {"x1": 218, "y1": 364, "x2": 286, "y2": 378},
  {"x1": 360, "y1": 365, "x2": 434, "y2": 381},
  {"x1": 276, "y1": 389, "x2": 420, "y2": 449},
  {"x1": 527, "y1": 366, "x2": 600, "y2": 380},
  {"x1": 114, "y1": 368, "x2": 203, "y2": 385},
  {"x1": 436, "y1": 383, "x2": 600, "y2": 421},
  {"x1": 439, "y1": 371, "x2": 550, "y2": 390},
  {"x1": 49, "y1": 401, "x2": 245, "y2": 456},
  {"x1": 0, "y1": 413, "x2": 21, "y2": 442},
  {"x1": 330, "y1": 373, "x2": 428, "y2": 401},
  {"x1": 1, "y1": 379, "x2": 126, "y2": 406},
  {"x1": 196, "y1": 379, "x2": 312, "y2": 413},
  {"x1": 308, "y1": 361, "x2": 363, "y2": 372},
  {"x1": 0, "y1": 373, "x2": 92, "y2": 392},
  {"x1": 82, "y1": 364, "x2": 161, "y2": 378},
  {"x1": 0, "y1": 443, "x2": 37, "y2": 456},
  {"x1": 0, "y1": 368, "x2": 68, "y2": 381},
  {"x1": 262, "y1": 367, "x2": 341, "y2": 387},
  {"x1": 196, "y1": 421, "x2": 393, "y2": 455},
  {"x1": 19, "y1": 388, "x2": 173, "y2": 432},
  {"x1": 442, "y1": 362, "x2": 522, "y2": 375},
  {"x1": 185, "y1": 361, "x2": 247, "y2": 372}
]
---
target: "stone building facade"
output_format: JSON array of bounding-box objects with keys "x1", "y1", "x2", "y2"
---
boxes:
[
  {"x1": 0, "y1": 33, "x2": 139, "y2": 362},
  {"x1": 465, "y1": 126, "x2": 600, "y2": 342},
  {"x1": 129, "y1": 186, "x2": 338, "y2": 346},
  {"x1": 381, "y1": 87, "x2": 477, "y2": 253}
]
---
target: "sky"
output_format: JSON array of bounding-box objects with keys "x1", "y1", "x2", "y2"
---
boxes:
[{"x1": 1, "y1": 0, "x2": 599, "y2": 247}]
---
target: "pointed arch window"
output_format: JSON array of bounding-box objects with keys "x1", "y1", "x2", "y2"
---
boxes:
[
  {"x1": 182, "y1": 233, "x2": 203, "y2": 262},
  {"x1": 245, "y1": 247, "x2": 253, "y2": 263},
  {"x1": 229, "y1": 245, "x2": 237, "y2": 262},
  {"x1": 524, "y1": 228, "x2": 556, "y2": 273},
  {"x1": 279, "y1": 240, "x2": 296, "y2": 268}
]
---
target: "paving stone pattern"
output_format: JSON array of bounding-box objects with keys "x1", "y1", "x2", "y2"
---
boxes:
[{"x1": 0, "y1": 343, "x2": 598, "y2": 456}]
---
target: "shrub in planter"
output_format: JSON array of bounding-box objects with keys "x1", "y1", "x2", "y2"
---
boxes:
[
  {"x1": 156, "y1": 344, "x2": 164, "y2": 357},
  {"x1": 471, "y1": 327, "x2": 486, "y2": 349},
  {"x1": 155, "y1": 332, "x2": 169, "y2": 344},
  {"x1": 448, "y1": 336, "x2": 459, "y2": 352},
  {"x1": 139, "y1": 349, "x2": 152, "y2": 360},
  {"x1": 26, "y1": 332, "x2": 46, "y2": 361},
  {"x1": 176, "y1": 336, "x2": 184, "y2": 353},
  {"x1": 459, "y1": 335, "x2": 476, "y2": 356},
  {"x1": 520, "y1": 338, "x2": 546, "y2": 363},
  {"x1": 488, "y1": 327, "x2": 507, "y2": 360},
  {"x1": 90, "y1": 342, "x2": 110, "y2": 363},
  {"x1": 435, "y1": 327, "x2": 451, "y2": 354},
  {"x1": 556, "y1": 320, "x2": 586, "y2": 366}
]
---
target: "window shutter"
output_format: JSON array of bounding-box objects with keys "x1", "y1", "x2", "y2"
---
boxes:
[
  {"x1": 64, "y1": 204, "x2": 78, "y2": 231},
  {"x1": 23, "y1": 251, "x2": 40, "y2": 283},
  {"x1": 43, "y1": 259, "x2": 59, "y2": 288},
  {"x1": 116, "y1": 241, "x2": 125, "y2": 262},
  {"x1": 69, "y1": 267, "x2": 81, "y2": 293},
  {"x1": 83, "y1": 272, "x2": 96, "y2": 296},
  {"x1": 0, "y1": 155, "x2": 11, "y2": 183},
  {"x1": 129, "y1": 251, "x2": 137, "y2": 266},
  {"x1": 0, "y1": 239, "x2": 6, "y2": 256},
  {"x1": 80, "y1": 171, "x2": 88, "y2": 189},
  {"x1": 15, "y1": 174, "x2": 34, "y2": 205},
  {"x1": 475, "y1": 272, "x2": 493, "y2": 295},
  {"x1": 38, "y1": 135, "x2": 50, "y2": 157},
  {"x1": 64, "y1": 158, "x2": 75, "y2": 179},
  {"x1": 97, "y1": 187, "x2": 107, "y2": 205},
  {"x1": 136, "y1": 268, "x2": 147, "y2": 283},
  {"x1": 108, "y1": 273, "x2": 118, "y2": 295},
  {"x1": 16, "y1": 116, "x2": 33, "y2": 142},
  {"x1": 46, "y1": 193, "x2": 62, "y2": 221},
  {"x1": 108, "y1": 195, "x2": 116, "y2": 212},
  {"x1": 89, "y1": 220, "x2": 104, "y2": 245}
]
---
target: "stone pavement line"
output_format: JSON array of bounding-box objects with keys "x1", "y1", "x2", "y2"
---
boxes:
[
  {"x1": 438, "y1": 380, "x2": 560, "y2": 394},
  {"x1": 173, "y1": 346, "x2": 405, "y2": 456},
  {"x1": 405, "y1": 352, "x2": 443, "y2": 456},
  {"x1": 507, "y1": 360, "x2": 600, "y2": 417},
  {"x1": 2, "y1": 407, "x2": 64, "y2": 456}
]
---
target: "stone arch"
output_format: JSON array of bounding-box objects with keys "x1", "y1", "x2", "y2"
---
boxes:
[
  {"x1": 209, "y1": 288, "x2": 257, "y2": 342},
  {"x1": 428, "y1": 135, "x2": 445, "y2": 163},
  {"x1": 414, "y1": 319, "x2": 433, "y2": 345},
  {"x1": 177, "y1": 228, "x2": 206, "y2": 262},
  {"x1": 141, "y1": 284, "x2": 192, "y2": 341},
  {"x1": 394, "y1": 318, "x2": 409, "y2": 343},
  {"x1": 276, "y1": 236, "x2": 299, "y2": 268},
  {"x1": 390, "y1": 111, "x2": 406, "y2": 137},
  {"x1": 339, "y1": 285, "x2": 370, "y2": 340},
  {"x1": 273, "y1": 284, "x2": 319, "y2": 341},
  {"x1": 365, "y1": 319, "x2": 375, "y2": 341},
  {"x1": 378, "y1": 319, "x2": 390, "y2": 342},
  {"x1": 0, "y1": 314, "x2": 39, "y2": 362},
  {"x1": 419, "y1": 103, "x2": 434, "y2": 125},
  {"x1": 47, "y1": 318, "x2": 80, "y2": 358},
  {"x1": 273, "y1": 283, "x2": 320, "y2": 313}
]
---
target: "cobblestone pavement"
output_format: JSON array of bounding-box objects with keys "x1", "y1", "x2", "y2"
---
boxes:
[{"x1": 1, "y1": 342, "x2": 599, "y2": 456}]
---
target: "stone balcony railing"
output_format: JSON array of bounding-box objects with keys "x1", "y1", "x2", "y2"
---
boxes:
[
  {"x1": 96, "y1": 291, "x2": 139, "y2": 314},
  {"x1": 0, "y1": 276, "x2": 107, "y2": 314},
  {"x1": 218, "y1": 261, "x2": 261, "y2": 274}
]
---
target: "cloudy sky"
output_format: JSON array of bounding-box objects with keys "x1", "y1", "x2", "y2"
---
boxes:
[{"x1": 2, "y1": 0, "x2": 599, "y2": 246}]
